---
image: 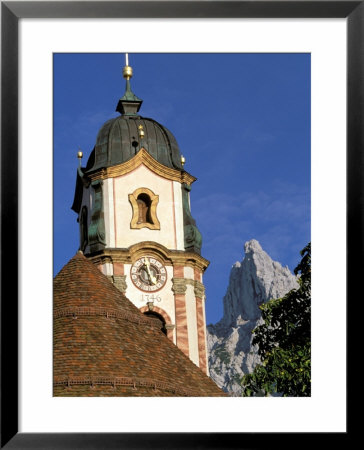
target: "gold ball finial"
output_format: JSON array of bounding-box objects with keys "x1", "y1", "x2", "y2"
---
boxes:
[
  {"x1": 123, "y1": 65, "x2": 133, "y2": 80},
  {"x1": 77, "y1": 151, "x2": 83, "y2": 159},
  {"x1": 181, "y1": 155, "x2": 186, "y2": 167},
  {"x1": 138, "y1": 124, "x2": 145, "y2": 139}
]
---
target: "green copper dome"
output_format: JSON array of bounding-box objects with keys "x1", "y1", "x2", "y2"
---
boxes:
[
  {"x1": 84, "y1": 78, "x2": 183, "y2": 173},
  {"x1": 85, "y1": 115, "x2": 183, "y2": 173},
  {"x1": 72, "y1": 68, "x2": 202, "y2": 255}
]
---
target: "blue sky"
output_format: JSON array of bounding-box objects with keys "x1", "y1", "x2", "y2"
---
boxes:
[{"x1": 54, "y1": 53, "x2": 310, "y2": 325}]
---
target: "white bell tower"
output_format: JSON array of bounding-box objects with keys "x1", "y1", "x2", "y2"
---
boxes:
[{"x1": 72, "y1": 56, "x2": 210, "y2": 374}]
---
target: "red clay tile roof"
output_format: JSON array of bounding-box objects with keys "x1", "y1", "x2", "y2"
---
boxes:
[{"x1": 54, "y1": 252, "x2": 225, "y2": 397}]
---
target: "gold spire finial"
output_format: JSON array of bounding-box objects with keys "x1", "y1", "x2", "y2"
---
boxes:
[{"x1": 123, "y1": 53, "x2": 133, "y2": 80}]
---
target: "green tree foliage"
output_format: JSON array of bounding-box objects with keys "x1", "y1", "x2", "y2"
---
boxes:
[{"x1": 241, "y1": 243, "x2": 311, "y2": 397}]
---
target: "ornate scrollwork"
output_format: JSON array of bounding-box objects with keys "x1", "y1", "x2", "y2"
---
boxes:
[{"x1": 171, "y1": 277, "x2": 188, "y2": 294}]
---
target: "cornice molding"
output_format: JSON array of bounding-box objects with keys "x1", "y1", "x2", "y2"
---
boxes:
[
  {"x1": 86, "y1": 241, "x2": 210, "y2": 272},
  {"x1": 88, "y1": 148, "x2": 196, "y2": 185}
]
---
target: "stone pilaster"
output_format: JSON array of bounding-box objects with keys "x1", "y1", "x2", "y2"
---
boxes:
[
  {"x1": 165, "y1": 324, "x2": 175, "y2": 342},
  {"x1": 172, "y1": 273, "x2": 189, "y2": 358},
  {"x1": 194, "y1": 269, "x2": 208, "y2": 374},
  {"x1": 196, "y1": 296, "x2": 208, "y2": 374}
]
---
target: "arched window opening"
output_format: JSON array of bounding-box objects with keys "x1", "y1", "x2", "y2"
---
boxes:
[
  {"x1": 137, "y1": 193, "x2": 152, "y2": 224},
  {"x1": 129, "y1": 187, "x2": 160, "y2": 230},
  {"x1": 144, "y1": 311, "x2": 167, "y2": 335}
]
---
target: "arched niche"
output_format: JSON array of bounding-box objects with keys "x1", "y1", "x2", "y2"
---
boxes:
[{"x1": 129, "y1": 187, "x2": 160, "y2": 230}]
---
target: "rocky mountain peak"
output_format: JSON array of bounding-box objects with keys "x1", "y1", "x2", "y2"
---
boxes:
[
  {"x1": 217, "y1": 239, "x2": 297, "y2": 327},
  {"x1": 244, "y1": 238, "x2": 262, "y2": 253},
  {"x1": 207, "y1": 239, "x2": 298, "y2": 396}
]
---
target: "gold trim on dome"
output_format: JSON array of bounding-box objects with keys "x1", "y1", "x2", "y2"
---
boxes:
[{"x1": 88, "y1": 148, "x2": 196, "y2": 185}]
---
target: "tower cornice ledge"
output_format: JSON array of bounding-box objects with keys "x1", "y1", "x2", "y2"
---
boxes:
[
  {"x1": 86, "y1": 242, "x2": 210, "y2": 272},
  {"x1": 87, "y1": 148, "x2": 196, "y2": 185}
]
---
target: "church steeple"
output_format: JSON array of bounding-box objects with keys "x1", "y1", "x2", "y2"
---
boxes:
[
  {"x1": 72, "y1": 55, "x2": 210, "y2": 375},
  {"x1": 116, "y1": 54, "x2": 143, "y2": 116}
]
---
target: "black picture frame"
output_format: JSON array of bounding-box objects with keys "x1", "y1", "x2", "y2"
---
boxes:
[{"x1": 1, "y1": 1, "x2": 357, "y2": 448}]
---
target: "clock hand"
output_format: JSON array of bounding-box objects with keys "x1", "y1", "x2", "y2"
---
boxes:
[{"x1": 143, "y1": 258, "x2": 157, "y2": 285}]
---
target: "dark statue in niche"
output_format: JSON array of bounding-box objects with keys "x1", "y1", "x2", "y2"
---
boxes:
[
  {"x1": 80, "y1": 206, "x2": 88, "y2": 252},
  {"x1": 181, "y1": 183, "x2": 202, "y2": 254},
  {"x1": 88, "y1": 180, "x2": 106, "y2": 252}
]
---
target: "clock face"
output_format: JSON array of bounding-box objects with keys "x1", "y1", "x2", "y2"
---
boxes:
[{"x1": 130, "y1": 256, "x2": 167, "y2": 292}]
